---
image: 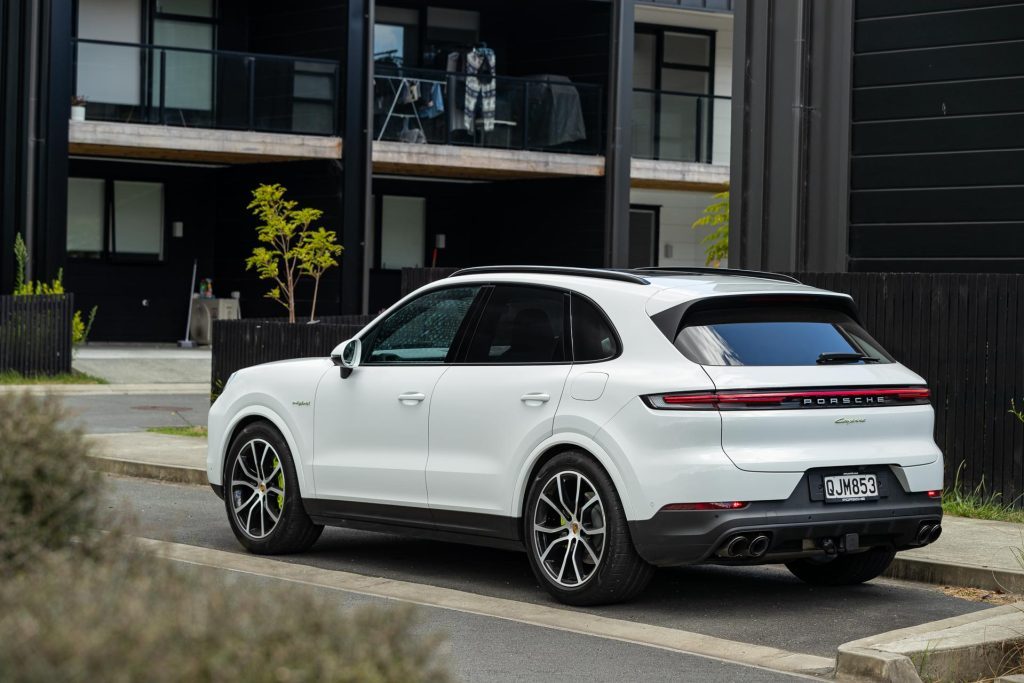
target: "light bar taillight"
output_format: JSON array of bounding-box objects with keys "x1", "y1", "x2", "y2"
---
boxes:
[
  {"x1": 646, "y1": 386, "x2": 930, "y2": 411},
  {"x1": 661, "y1": 501, "x2": 749, "y2": 511}
]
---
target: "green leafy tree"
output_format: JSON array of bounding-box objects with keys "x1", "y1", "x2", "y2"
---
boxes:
[
  {"x1": 296, "y1": 227, "x2": 344, "y2": 322},
  {"x1": 692, "y1": 190, "x2": 729, "y2": 267},
  {"x1": 245, "y1": 183, "x2": 342, "y2": 323}
]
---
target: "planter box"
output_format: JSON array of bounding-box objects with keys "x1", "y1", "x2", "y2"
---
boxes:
[
  {"x1": 211, "y1": 316, "x2": 374, "y2": 395},
  {"x1": 0, "y1": 294, "x2": 74, "y2": 377}
]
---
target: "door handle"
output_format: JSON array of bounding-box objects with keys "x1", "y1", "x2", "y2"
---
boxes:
[
  {"x1": 397, "y1": 392, "x2": 426, "y2": 405},
  {"x1": 520, "y1": 392, "x2": 551, "y2": 406}
]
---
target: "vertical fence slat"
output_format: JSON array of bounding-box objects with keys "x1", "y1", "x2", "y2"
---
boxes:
[
  {"x1": 787, "y1": 272, "x2": 1024, "y2": 504},
  {"x1": 0, "y1": 295, "x2": 73, "y2": 377}
]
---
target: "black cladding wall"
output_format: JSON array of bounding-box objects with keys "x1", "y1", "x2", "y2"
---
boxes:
[{"x1": 849, "y1": 0, "x2": 1024, "y2": 272}]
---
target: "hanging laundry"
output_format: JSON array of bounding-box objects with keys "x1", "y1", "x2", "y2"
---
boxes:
[
  {"x1": 465, "y1": 46, "x2": 497, "y2": 132},
  {"x1": 418, "y1": 81, "x2": 446, "y2": 120}
]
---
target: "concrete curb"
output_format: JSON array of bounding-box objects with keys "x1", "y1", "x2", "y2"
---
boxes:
[
  {"x1": 88, "y1": 454, "x2": 207, "y2": 486},
  {"x1": 887, "y1": 555, "x2": 1024, "y2": 595},
  {"x1": 835, "y1": 602, "x2": 1024, "y2": 682},
  {"x1": 0, "y1": 383, "x2": 209, "y2": 396}
]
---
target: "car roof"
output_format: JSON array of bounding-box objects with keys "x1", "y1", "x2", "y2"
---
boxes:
[{"x1": 443, "y1": 265, "x2": 839, "y2": 304}]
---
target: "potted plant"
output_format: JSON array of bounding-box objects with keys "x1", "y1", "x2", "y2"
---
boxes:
[{"x1": 71, "y1": 95, "x2": 87, "y2": 121}]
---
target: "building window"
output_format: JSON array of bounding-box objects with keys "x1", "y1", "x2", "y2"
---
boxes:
[
  {"x1": 66, "y1": 177, "x2": 164, "y2": 260},
  {"x1": 633, "y1": 25, "x2": 716, "y2": 162},
  {"x1": 67, "y1": 178, "x2": 106, "y2": 255},
  {"x1": 113, "y1": 181, "x2": 164, "y2": 258},
  {"x1": 628, "y1": 206, "x2": 660, "y2": 268}
]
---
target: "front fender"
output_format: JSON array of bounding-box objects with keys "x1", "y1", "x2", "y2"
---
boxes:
[{"x1": 210, "y1": 405, "x2": 311, "y2": 496}]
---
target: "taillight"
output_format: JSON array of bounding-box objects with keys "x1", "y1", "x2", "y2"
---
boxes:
[
  {"x1": 644, "y1": 386, "x2": 931, "y2": 410},
  {"x1": 661, "y1": 501, "x2": 749, "y2": 511},
  {"x1": 927, "y1": 490, "x2": 942, "y2": 499}
]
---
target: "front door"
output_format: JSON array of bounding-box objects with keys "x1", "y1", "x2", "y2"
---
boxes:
[
  {"x1": 312, "y1": 285, "x2": 481, "y2": 513},
  {"x1": 428, "y1": 285, "x2": 572, "y2": 530}
]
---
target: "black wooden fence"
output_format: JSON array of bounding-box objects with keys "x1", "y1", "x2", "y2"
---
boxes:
[
  {"x1": 0, "y1": 295, "x2": 74, "y2": 376},
  {"x1": 211, "y1": 316, "x2": 375, "y2": 394},
  {"x1": 792, "y1": 273, "x2": 1024, "y2": 504}
]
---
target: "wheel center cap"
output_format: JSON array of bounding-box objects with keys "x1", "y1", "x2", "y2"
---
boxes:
[
  {"x1": 571, "y1": 522, "x2": 580, "y2": 535},
  {"x1": 258, "y1": 483, "x2": 266, "y2": 493}
]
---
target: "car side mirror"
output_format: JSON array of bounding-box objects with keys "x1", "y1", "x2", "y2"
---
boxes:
[{"x1": 330, "y1": 338, "x2": 362, "y2": 379}]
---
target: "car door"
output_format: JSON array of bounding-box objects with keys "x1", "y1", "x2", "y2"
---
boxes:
[
  {"x1": 427, "y1": 284, "x2": 572, "y2": 531},
  {"x1": 312, "y1": 285, "x2": 481, "y2": 515}
]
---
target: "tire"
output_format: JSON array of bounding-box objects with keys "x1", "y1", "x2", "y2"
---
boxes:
[
  {"x1": 524, "y1": 450, "x2": 654, "y2": 606},
  {"x1": 224, "y1": 422, "x2": 323, "y2": 554},
  {"x1": 785, "y1": 547, "x2": 896, "y2": 586}
]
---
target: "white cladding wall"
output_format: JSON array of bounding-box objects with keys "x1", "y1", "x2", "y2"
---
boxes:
[{"x1": 630, "y1": 188, "x2": 727, "y2": 268}]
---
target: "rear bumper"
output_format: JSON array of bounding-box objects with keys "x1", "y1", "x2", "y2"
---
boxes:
[{"x1": 628, "y1": 469, "x2": 942, "y2": 567}]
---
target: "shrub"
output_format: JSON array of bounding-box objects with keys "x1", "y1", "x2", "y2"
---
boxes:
[
  {"x1": 0, "y1": 553, "x2": 453, "y2": 683},
  {"x1": 0, "y1": 392, "x2": 113, "y2": 569},
  {"x1": 0, "y1": 392, "x2": 453, "y2": 682}
]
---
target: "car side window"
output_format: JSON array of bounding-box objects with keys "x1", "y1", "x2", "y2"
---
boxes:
[
  {"x1": 571, "y1": 294, "x2": 620, "y2": 361},
  {"x1": 463, "y1": 285, "x2": 568, "y2": 364},
  {"x1": 362, "y1": 286, "x2": 480, "y2": 364}
]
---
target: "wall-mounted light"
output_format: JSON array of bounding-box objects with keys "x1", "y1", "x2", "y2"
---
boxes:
[{"x1": 172, "y1": 221, "x2": 184, "y2": 238}]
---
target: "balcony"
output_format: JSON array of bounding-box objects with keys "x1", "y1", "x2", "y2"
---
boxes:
[
  {"x1": 632, "y1": 89, "x2": 731, "y2": 165},
  {"x1": 373, "y1": 66, "x2": 604, "y2": 156},
  {"x1": 72, "y1": 39, "x2": 340, "y2": 137}
]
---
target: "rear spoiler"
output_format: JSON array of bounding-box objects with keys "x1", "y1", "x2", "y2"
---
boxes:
[{"x1": 649, "y1": 292, "x2": 861, "y2": 343}]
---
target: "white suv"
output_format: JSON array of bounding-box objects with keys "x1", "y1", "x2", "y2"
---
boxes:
[{"x1": 208, "y1": 266, "x2": 943, "y2": 605}]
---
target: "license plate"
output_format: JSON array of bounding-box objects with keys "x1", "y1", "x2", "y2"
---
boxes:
[{"x1": 823, "y1": 473, "x2": 879, "y2": 502}]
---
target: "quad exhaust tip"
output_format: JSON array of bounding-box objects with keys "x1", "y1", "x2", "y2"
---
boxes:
[
  {"x1": 748, "y1": 535, "x2": 770, "y2": 558},
  {"x1": 718, "y1": 533, "x2": 771, "y2": 559},
  {"x1": 724, "y1": 535, "x2": 749, "y2": 558},
  {"x1": 916, "y1": 523, "x2": 943, "y2": 546}
]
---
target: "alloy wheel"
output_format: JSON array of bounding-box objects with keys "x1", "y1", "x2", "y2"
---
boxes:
[
  {"x1": 532, "y1": 470, "x2": 606, "y2": 588},
  {"x1": 230, "y1": 438, "x2": 286, "y2": 540}
]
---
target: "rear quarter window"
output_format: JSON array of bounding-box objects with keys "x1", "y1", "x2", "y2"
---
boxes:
[{"x1": 673, "y1": 304, "x2": 894, "y2": 367}]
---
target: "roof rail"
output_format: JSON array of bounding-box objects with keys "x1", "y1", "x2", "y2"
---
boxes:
[
  {"x1": 448, "y1": 265, "x2": 650, "y2": 285},
  {"x1": 628, "y1": 267, "x2": 802, "y2": 284}
]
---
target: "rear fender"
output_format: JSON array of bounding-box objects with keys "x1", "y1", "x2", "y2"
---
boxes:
[{"x1": 511, "y1": 433, "x2": 640, "y2": 520}]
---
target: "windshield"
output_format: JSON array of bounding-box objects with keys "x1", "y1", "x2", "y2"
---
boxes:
[{"x1": 673, "y1": 305, "x2": 894, "y2": 367}]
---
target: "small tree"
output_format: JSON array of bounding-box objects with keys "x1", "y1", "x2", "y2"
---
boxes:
[
  {"x1": 297, "y1": 227, "x2": 344, "y2": 322},
  {"x1": 692, "y1": 190, "x2": 729, "y2": 267},
  {"x1": 245, "y1": 183, "x2": 342, "y2": 323}
]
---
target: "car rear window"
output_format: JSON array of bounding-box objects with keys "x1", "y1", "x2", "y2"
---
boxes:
[{"x1": 673, "y1": 305, "x2": 894, "y2": 366}]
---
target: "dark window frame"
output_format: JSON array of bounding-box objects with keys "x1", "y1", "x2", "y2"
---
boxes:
[
  {"x1": 635, "y1": 24, "x2": 716, "y2": 163},
  {"x1": 457, "y1": 284, "x2": 572, "y2": 366},
  {"x1": 628, "y1": 204, "x2": 661, "y2": 268},
  {"x1": 569, "y1": 292, "x2": 623, "y2": 364},
  {"x1": 66, "y1": 176, "x2": 166, "y2": 264},
  {"x1": 359, "y1": 283, "x2": 485, "y2": 366},
  {"x1": 357, "y1": 282, "x2": 624, "y2": 368}
]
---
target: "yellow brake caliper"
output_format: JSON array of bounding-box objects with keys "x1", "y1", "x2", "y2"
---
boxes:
[{"x1": 274, "y1": 457, "x2": 284, "y2": 510}]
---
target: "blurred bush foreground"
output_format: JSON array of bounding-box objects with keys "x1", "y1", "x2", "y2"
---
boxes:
[{"x1": 0, "y1": 393, "x2": 453, "y2": 683}]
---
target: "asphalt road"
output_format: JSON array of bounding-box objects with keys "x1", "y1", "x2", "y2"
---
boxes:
[
  {"x1": 107, "y1": 476, "x2": 985, "y2": 681},
  {"x1": 63, "y1": 393, "x2": 210, "y2": 433}
]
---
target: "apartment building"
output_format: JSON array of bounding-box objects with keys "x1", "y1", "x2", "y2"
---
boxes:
[{"x1": 1, "y1": 0, "x2": 732, "y2": 340}]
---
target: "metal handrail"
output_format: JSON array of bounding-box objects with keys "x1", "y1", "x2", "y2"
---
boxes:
[
  {"x1": 374, "y1": 63, "x2": 604, "y2": 92},
  {"x1": 72, "y1": 38, "x2": 340, "y2": 136},
  {"x1": 72, "y1": 37, "x2": 340, "y2": 65},
  {"x1": 633, "y1": 87, "x2": 731, "y2": 101}
]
